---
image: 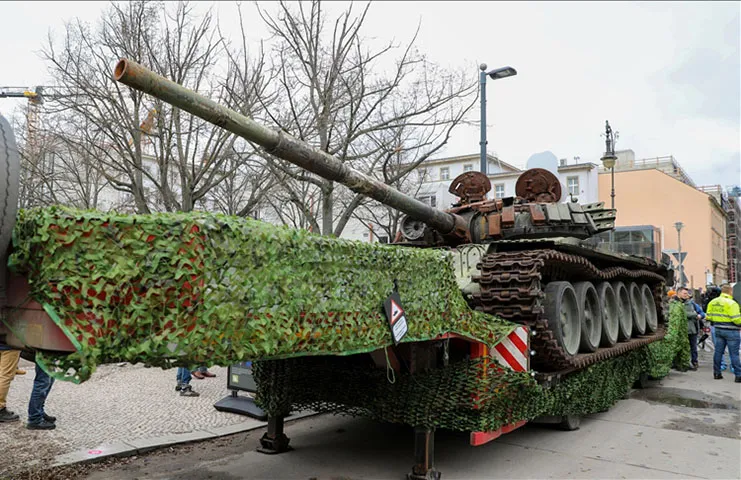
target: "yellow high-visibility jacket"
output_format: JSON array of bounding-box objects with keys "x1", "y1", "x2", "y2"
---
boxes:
[{"x1": 705, "y1": 293, "x2": 741, "y2": 330}]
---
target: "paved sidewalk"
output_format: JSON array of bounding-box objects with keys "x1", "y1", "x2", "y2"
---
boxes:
[{"x1": 0, "y1": 358, "x2": 269, "y2": 476}]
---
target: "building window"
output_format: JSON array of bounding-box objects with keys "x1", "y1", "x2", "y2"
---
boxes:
[
  {"x1": 463, "y1": 164, "x2": 474, "y2": 172},
  {"x1": 494, "y1": 184, "x2": 505, "y2": 199},
  {"x1": 440, "y1": 167, "x2": 450, "y2": 181},
  {"x1": 417, "y1": 195, "x2": 437, "y2": 208},
  {"x1": 378, "y1": 236, "x2": 389, "y2": 244},
  {"x1": 567, "y1": 176, "x2": 580, "y2": 196}
]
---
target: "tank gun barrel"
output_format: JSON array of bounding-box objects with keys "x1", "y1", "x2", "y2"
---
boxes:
[{"x1": 113, "y1": 58, "x2": 466, "y2": 237}]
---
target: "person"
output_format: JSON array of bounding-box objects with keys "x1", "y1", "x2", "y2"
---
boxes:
[
  {"x1": 677, "y1": 287, "x2": 705, "y2": 370},
  {"x1": 702, "y1": 285, "x2": 721, "y2": 312},
  {"x1": 26, "y1": 362, "x2": 56, "y2": 430},
  {"x1": 175, "y1": 367, "x2": 200, "y2": 396},
  {"x1": 0, "y1": 346, "x2": 21, "y2": 422},
  {"x1": 192, "y1": 365, "x2": 216, "y2": 380},
  {"x1": 705, "y1": 284, "x2": 741, "y2": 382}
]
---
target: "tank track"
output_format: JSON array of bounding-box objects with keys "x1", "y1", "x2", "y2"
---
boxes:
[{"x1": 472, "y1": 249, "x2": 667, "y2": 373}]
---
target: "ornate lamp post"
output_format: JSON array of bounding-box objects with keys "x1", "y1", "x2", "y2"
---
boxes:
[
  {"x1": 600, "y1": 121, "x2": 619, "y2": 248},
  {"x1": 479, "y1": 64, "x2": 517, "y2": 174},
  {"x1": 600, "y1": 120, "x2": 619, "y2": 210}
]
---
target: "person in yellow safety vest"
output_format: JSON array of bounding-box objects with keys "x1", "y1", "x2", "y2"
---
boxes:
[{"x1": 705, "y1": 284, "x2": 741, "y2": 382}]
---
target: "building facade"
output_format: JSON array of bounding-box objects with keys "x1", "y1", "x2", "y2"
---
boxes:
[
  {"x1": 598, "y1": 167, "x2": 728, "y2": 288},
  {"x1": 698, "y1": 185, "x2": 741, "y2": 283}
]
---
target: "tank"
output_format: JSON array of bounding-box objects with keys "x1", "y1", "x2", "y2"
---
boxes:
[{"x1": 113, "y1": 58, "x2": 672, "y2": 375}]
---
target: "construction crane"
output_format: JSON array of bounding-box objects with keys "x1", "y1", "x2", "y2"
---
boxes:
[
  {"x1": 0, "y1": 86, "x2": 54, "y2": 149},
  {"x1": 1, "y1": 86, "x2": 158, "y2": 148}
]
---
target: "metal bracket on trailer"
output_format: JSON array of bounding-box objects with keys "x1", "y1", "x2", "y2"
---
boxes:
[
  {"x1": 407, "y1": 427, "x2": 441, "y2": 480},
  {"x1": 257, "y1": 415, "x2": 292, "y2": 454}
]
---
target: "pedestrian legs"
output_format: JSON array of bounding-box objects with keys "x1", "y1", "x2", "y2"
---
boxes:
[
  {"x1": 717, "y1": 329, "x2": 741, "y2": 380},
  {"x1": 176, "y1": 367, "x2": 199, "y2": 397},
  {"x1": 712, "y1": 326, "x2": 730, "y2": 370},
  {"x1": 27, "y1": 363, "x2": 55, "y2": 429},
  {"x1": 688, "y1": 333, "x2": 698, "y2": 369},
  {"x1": 713, "y1": 331, "x2": 728, "y2": 377},
  {"x1": 176, "y1": 367, "x2": 191, "y2": 387},
  {"x1": 0, "y1": 349, "x2": 20, "y2": 420}
]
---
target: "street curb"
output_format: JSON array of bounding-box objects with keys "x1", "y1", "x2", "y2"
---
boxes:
[{"x1": 50, "y1": 410, "x2": 319, "y2": 467}]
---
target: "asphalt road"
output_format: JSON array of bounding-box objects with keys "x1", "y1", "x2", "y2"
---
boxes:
[{"x1": 73, "y1": 350, "x2": 741, "y2": 480}]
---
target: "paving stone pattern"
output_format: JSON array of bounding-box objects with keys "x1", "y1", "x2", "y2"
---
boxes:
[{"x1": 0, "y1": 359, "x2": 249, "y2": 474}]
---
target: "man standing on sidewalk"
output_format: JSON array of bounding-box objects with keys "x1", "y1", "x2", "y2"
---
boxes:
[
  {"x1": 705, "y1": 284, "x2": 741, "y2": 382},
  {"x1": 0, "y1": 345, "x2": 21, "y2": 422},
  {"x1": 678, "y1": 287, "x2": 705, "y2": 370},
  {"x1": 26, "y1": 362, "x2": 57, "y2": 430}
]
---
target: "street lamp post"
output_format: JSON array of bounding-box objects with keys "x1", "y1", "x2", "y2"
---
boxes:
[
  {"x1": 675, "y1": 221, "x2": 684, "y2": 287},
  {"x1": 479, "y1": 64, "x2": 517, "y2": 174},
  {"x1": 600, "y1": 120, "x2": 619, "y2": 210},
  {"x1": 600, "y1": 120, "x2": 619, "y2": 248}
]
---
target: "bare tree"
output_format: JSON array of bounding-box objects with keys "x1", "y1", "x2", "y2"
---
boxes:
[
  {"x1": 11, "y1": 108, "x2": 107, "y2": 209},
  {"x1": 41, "y1": 0, "x2": 274, "y2": 214},
  {"x1": 348, "y1": 147, "x2": 431, "y2": 243},
  {"x1": 247, "y1": 0, "x2": 477, "y2": 236}
]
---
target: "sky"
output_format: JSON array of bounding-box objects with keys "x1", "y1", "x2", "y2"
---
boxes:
[{"x1": 1, "y1": 1, "x2": 739, "y2": 188}]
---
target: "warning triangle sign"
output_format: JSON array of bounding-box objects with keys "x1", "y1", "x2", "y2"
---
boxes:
[
  {"x1": 384, "y1": 290, "x2": 409, "y2": 345},
  {"x1": 390, "y1": 299, "x2": 404, "y2": 324}
]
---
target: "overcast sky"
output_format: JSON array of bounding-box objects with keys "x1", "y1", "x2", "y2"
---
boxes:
[{"x1": 1, "y1": 1, "x2": 738, "y2": 188}]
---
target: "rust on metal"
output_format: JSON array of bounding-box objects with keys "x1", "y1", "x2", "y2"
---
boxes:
[
  {"x1": 501, "y1": 206, "x2": 515, "y2": 227},
  {"x1": 515, "y1": 168, "x2": 562, "y2": 203},
  {"x1": 487, "y1": 214, "x2": 502, "y2": 237},
  {"x1": 448, "y1": 171, "x2": 491, "y2": 205},
  {"x1": 529, "y1": 204, "x2": 547, "y2": 224}
]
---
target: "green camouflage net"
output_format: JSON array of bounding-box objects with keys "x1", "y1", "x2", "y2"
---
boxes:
[
  {"x1": 252, "y1": 346, "x2": 659, "y2": 431},
  {"x1": 647, "y1": 300, "x2": 690, "y2": 377},
  {"x1": 252, "y1": 293, "x2": 684, "y2": 430},
  {"x1": 7, "y1": 206, "x2": 517, "y2": 382}
]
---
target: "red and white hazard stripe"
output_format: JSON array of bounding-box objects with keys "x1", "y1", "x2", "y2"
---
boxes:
[{"x1": 491, "y1": 326, "x2": 529, "y2": 372}]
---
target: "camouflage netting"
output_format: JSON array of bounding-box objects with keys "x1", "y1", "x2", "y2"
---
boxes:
[
  {"x1": 647, "y1": 300, "x2": 690, "y2": 378},
  {"x1": 6, "y1": 206, "x2": 517, "y2": 383},
  {"x1": 251, "y1": 296, "x2": 686, "y2": 431},
  {"x1": 252, "y1": 346, "x2": 660, "y2": 431}
]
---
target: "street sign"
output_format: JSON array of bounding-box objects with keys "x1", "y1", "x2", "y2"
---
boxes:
[{"x1": 671, "y1": 251, "x2": 687, "y2": 263}]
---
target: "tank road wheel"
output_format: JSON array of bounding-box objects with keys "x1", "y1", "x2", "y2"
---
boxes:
[
  {"x1": 628, "y1": 282, "x2": 647, "y2": 336},
  {"x1": 641, "y1": 284, "x2": 658, "y2": 333},
  {"x1": 574, "y1": 282, "x2": 602, "y2": 353},
  {"x1": 597, "y1": 282, "x2": 619, "y2": 347},
  {"x1": 544, "y1": 282, "x2": 581, "y2": 357},
  {"x1": 612, "y1": 281, "x2": 632, "y2": 341}
]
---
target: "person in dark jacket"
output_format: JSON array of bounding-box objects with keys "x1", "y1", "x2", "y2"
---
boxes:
[{"x1": 678, "y1": 287, "x2": 705, "y2": 370}]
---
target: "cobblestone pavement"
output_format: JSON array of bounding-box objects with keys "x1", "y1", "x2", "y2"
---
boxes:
[{"x1": 0, "y1": 358, "x2": 248, "y2": 475}]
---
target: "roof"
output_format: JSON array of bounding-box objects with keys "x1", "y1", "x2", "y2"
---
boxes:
[
  {"x1": 558, "y1": 162, "x2": 598, "y2": 172},
  {"x1": 423, "y1": 153, "x2": 522, "y2": 173}
]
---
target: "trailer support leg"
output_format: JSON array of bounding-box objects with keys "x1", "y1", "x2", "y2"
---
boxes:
[
  {"x1": 407, "y1": 426, "x2": 441, "y2": 480},
  {"x1": 257, "y1": 415, "x2": 291, "y2": 454}
]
